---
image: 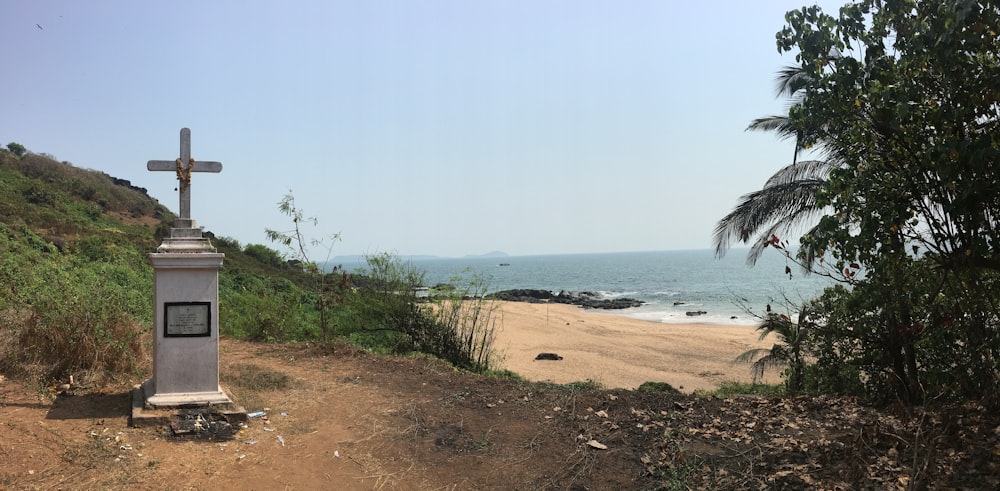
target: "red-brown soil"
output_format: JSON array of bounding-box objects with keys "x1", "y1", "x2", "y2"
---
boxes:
[{"x1": 2, "y1": 338, "x2": 1000, "y2": 490}]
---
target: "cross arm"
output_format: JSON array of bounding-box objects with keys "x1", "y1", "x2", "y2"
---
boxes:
[{"x1": 148, "y1": 160, "x2": 223, "y2": 172}]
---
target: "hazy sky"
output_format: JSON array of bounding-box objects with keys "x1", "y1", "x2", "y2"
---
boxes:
[{"x1": 1, "y1": 1, "x2": 841, "y2": 258}]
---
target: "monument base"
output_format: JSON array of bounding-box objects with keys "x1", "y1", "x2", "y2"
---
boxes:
[
  {"x1": 140, "y1": 378, "x2": 232, "y2": 406},
  {"x1": 131, "y1": 380, "x2": 246, "y2": 428}
]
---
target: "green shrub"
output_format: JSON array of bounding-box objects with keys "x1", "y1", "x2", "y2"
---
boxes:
[
  {"x1": 244, "y1": 243, "x2": 285, "y2": 268},
  {"x1": 427, "y1": 271, "x2": 502, "y2": 373},
  {"x1": 638, "y1": 381, "x2": 681, "y2": 394},
  {"x1": 0, "y1": 259, "x2": 149, "y2": 383},
  {"x1": 220, "y1": 287, "x2": 313, "y2": 342}
]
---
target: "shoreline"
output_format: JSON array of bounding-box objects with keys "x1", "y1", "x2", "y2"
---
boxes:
[{"x1": 493, "y1": 300, "x2": 778, "y2": 392}]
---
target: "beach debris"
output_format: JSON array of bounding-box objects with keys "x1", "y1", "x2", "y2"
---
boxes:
[
  {"x1": 247, "y1": 411, "x2": 266, "y2": 418},
  {"x1": 164, "y1": 409, "x2": 240, "y2": 440},
  {"x1": 686, "y1": 310, "x2": 708, "y2": 316},
  {"x1": 586, "y1": 439, "x2": 608, "y2": 450},
  {"x1": 534, "y1": 352, "x2": 563, "y2": 361},
  {"x1": 334, "y1": 450, "x2": 340, "y2": 458},
  {"x1": 55, "y1": 375, "x2": 75, "y2": 394},
  {"x1": 277, "y1": 435, "x2": 285, "y2": 447},
  {"x1": 596, "y1": 410, "x2": 609, "y2": 418}
]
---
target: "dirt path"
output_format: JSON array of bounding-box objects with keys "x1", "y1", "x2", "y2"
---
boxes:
[{"x1": 2, "y1": 306, "x2": 998, "y2": 489}]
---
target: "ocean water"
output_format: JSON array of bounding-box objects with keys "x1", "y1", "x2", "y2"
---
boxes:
[{"x1": 338, "y1": 250, "x2": 835, "y2": 326}]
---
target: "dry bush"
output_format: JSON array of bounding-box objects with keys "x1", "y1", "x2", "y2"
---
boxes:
[{"x1": 0, "y1": 304, "x2": 149, "y2": 386}]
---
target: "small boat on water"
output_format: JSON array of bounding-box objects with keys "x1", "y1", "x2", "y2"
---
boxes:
[{"x1": 499, "y1": 263, "x2": 510, "y2": 267}]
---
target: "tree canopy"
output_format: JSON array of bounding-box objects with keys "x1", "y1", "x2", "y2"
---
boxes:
[{"x1": 724, "y1": 0, "x2": 1000, "y2": 403}]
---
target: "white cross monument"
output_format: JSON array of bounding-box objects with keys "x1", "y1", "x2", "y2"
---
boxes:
[
  {"x1": 139, "y1": 128, "x2": 233, "y2": 409},
  {"x1": 146, "y1": 127, "x2": 223, "y2": 252}
]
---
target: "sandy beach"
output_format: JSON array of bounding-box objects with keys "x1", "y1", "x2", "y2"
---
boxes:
[{"x1": 494, "y1": 301, "x2": 778, "y2": 392}]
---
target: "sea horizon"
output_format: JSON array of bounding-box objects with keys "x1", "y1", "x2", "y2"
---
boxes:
[{"x1": 331, "y1": 249, "x2": 836, "y2": 326}]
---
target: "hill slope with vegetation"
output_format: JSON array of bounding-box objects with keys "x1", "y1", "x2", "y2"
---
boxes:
[{"x1": 0, "y1": 145, "x2": 500, "y2": 388}]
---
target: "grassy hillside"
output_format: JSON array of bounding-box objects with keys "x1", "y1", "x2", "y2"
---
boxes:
[
  {"x1": 0, "y1": 147, "x2": 318, "y2": 385},
  {"x1": 0, "y1": 146, "x2": 500, "y2": 387},
  {"x1": 0, "y1": 150, "x2": 168, "y2": 252},
  {"x1": 0, "y1": 148, "x2": 312, "y2": 281}
]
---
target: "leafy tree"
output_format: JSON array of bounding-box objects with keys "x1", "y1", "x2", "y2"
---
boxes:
[
  {"x1": 762, "y1": 0, "x2": 1000, "y2": 402},
  {"x1": 780, "y1": 1, "x2": 1000, "y2": 274},
  {"x1": 6, "y1": 142, "x2": 27, "y2": 157}
]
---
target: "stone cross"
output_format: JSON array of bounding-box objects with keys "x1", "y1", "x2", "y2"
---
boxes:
[{"x1": 147, "y1": 128, "x2": 222, "y2": 220}]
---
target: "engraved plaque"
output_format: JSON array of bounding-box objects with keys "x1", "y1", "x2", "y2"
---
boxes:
[{"x1": 164, "y1": 302, "x2": 211, "y2": 337}]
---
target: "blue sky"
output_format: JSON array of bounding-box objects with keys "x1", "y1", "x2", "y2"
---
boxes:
[{"x1": 1, "y1": 1, "x2": 841, "y2": 258}]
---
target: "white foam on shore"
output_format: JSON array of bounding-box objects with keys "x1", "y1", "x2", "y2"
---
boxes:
[{"x1": 620, "y1": 307, "x2": 760, "y2": 326}]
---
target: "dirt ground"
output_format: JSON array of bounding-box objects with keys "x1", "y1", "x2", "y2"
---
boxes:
[{"x1": 3, "y1": 337, "x2": 1000, "y2": 490}]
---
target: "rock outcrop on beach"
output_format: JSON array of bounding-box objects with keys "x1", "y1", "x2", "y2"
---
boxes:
[{"x1": 488, "y1": 289, "x2": 643, "y2": 310}]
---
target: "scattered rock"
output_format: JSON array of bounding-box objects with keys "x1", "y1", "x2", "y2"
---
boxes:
[{"x1": 535, "y1": 353, "x2": 564, "y2": 361}]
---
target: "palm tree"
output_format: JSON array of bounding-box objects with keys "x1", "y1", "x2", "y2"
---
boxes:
[
  {"x1": 735, "y1": 305, "x2": 813, "y2": 392},
  {"x1": 713, "y1": 159, "x2": 837, "y2": 266},
  {"x1": 713, "y1": 66, "x2": 840, "y2": 267}
]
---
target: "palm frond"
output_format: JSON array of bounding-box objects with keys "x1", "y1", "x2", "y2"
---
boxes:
[
  {"x1": 747, "y1": 115, "x2": 799, "y2": 141},
  {"x1": 713, "y1": 175, "x2": 829, "y2": 264},
  {"x1": 761, "y1": 160, "x2": 840, "y2": 188},
  {"x1": 734, "y1": 349, "x2": 789, "y2": 383},
  {"x1": 774, "y1": 65, "x2": 812, "y2": 98},
  {"x1": 734, "y1": 347, "x2": 771, "y2": 365}
]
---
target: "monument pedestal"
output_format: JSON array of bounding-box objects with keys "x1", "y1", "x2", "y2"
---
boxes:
[
  {"x1": 139, "y1": 218, "x2": 233, "y2": 407},
  {"x1": 132, "y1": 128, "x2": 245, "y2": 428}
]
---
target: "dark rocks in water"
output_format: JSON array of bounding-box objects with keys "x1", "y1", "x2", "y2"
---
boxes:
[
  {"x1": 685, "y1": 310, "x2": 708, "y2": 316},
  {"x1": 534, "y1": 352, "x2": 563, "y2": 361},
  {"x1": 488, "y1": 289, "x2": 643, "y2": 310},
  {"x1": 489, "y1": 289, "x2": 553, "y2": 303}
]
